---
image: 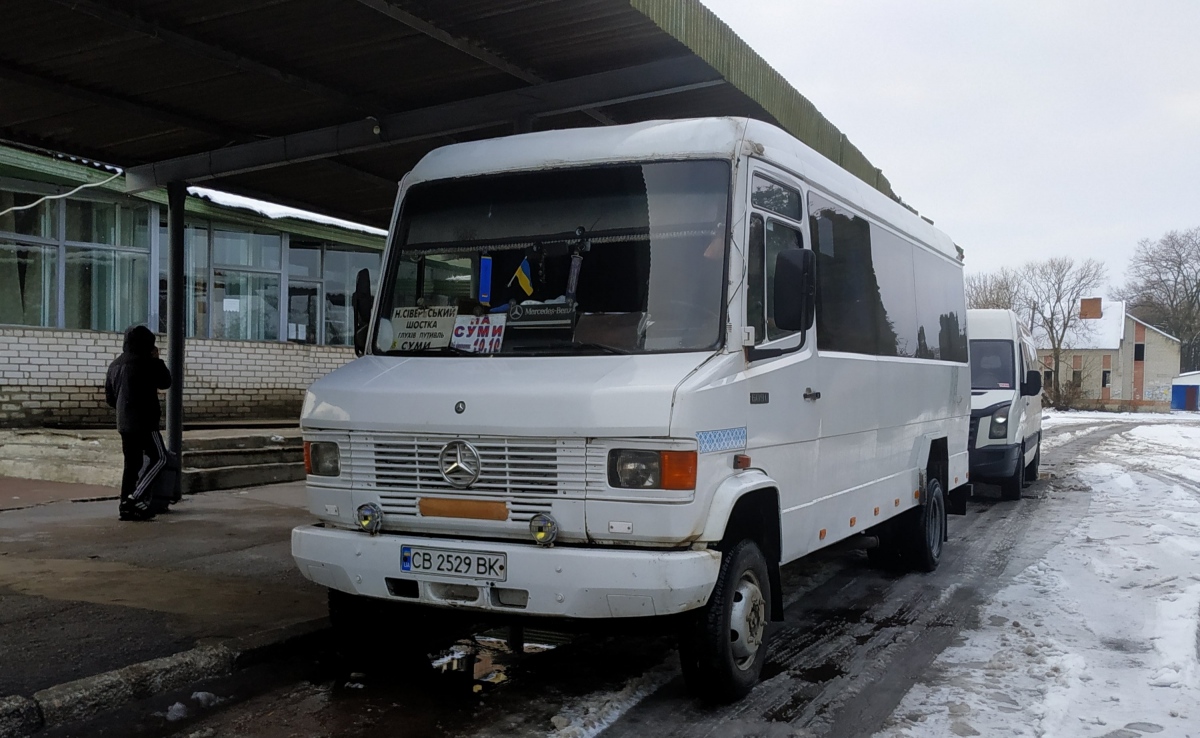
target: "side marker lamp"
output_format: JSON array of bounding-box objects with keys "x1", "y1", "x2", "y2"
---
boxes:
[{"x1": 356, "y1": 503, "x2": 384, "y2": 535}]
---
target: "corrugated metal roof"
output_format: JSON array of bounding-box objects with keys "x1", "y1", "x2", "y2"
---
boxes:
[{"x1": 0, "y1": 0, "x2": 903, "y2": 227}]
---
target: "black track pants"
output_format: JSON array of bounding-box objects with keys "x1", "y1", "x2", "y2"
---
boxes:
[{"x1": 119, "y1": 430, "x2": 165, "y2": 514}]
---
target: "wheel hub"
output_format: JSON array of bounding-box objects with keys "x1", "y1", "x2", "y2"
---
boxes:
[{"x1": 729, "y1": 572, "x2": 766, "y2": 668}]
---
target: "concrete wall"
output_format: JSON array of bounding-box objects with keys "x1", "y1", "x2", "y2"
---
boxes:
[
  {"x1": 0, "y1": 327, "x2": 354, "y2": 428},
  {"x1": 1139, "y1": 320, "x2": 1180, "y2": 405}
]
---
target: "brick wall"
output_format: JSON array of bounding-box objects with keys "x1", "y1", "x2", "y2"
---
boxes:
[{"x1": 0, "y1": 327, "x2": 354, "y2": 428}]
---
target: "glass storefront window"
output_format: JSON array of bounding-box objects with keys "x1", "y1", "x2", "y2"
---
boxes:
[
  {"x1": 212, "y1": 270, "x2": 280, "y2": 341},
  {"x1": 0, "y1": 190, "x2": 56, "y2": 239},
  {"x1": 288, "y1": 282, "x2": 320, "y2": 344},
  {"x1": 323, "y1": 248, "x2": 379, "y2": 346},
  {"x1": 213, "y1": 226, "x2": 281, "y2": 269},
  {"x1": 157, "y1": 222, "x2": 210, "y2": 338},
  {"x1": 64, "y1": 247, "x2": 149, "y2": 332},
  {"x1": 66, "y1": 201, "x2": 149, "y2": 248},
  {"x1": 0, "y1": 241, "x2": 56, "y2": 326},
  {"x1": 288, "y1": 242, "x2": 322, "y2": 279}
]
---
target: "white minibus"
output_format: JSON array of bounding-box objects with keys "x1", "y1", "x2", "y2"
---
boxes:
[
  {"x1": 293, "y1": 117, "x2": 971, "y2": 701},
  {"x1": 966, "y1": 309, "x2": 1043, "y2": 499}
]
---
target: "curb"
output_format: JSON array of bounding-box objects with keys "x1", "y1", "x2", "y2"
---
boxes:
[{"x1": 0, "y1": 617, "x2": 329, "y2": 738}]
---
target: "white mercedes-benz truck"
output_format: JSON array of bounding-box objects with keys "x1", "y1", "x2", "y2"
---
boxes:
[{"x1": 293, "y1": 117, "x2": 971, "y2": 701}]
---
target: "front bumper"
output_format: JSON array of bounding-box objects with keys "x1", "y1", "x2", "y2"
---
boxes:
[
  {"x1": 969, "y1": 442, "x2": 1021, "y2": 480},
  {"x1": 292, "y1": 524, "x2": 721, "y2": 619}
]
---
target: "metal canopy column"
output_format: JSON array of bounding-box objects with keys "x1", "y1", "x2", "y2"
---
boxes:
[{"x1": 165, "y1": 181, "x2": 186, "y2": 497}]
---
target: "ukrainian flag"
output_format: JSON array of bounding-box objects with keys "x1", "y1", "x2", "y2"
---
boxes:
[{"x1": 510, "y1": 257, "x2": 534, "y2": 296}]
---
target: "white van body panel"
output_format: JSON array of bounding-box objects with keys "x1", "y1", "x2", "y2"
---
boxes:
[{"x1": 294, "y1": 117, "x2": 970, "y2": 619}]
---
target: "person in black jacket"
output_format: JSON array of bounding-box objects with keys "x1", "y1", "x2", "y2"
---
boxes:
[
  {"x1": 351, "y1": 268, "x2": 373, "y2": 357},
  {"x1": 105, "y1": 325, "x2": 172, "y2": 521}
]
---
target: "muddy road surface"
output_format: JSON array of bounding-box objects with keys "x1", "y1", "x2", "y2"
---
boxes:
[{"x1": 102, "y1": 421, "x2": 1134, "y2": 738}]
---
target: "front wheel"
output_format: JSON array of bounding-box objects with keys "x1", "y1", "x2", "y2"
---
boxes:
[
  {"x1": 1000, "y1": 444, "x2": 1025, "y2": 501},
  {"x1": 1023, "y1": 443, "x2": 1040, "y2": 487},
  {"x1": 679, "y1": 539, "x2": 772, "y2": 703}
]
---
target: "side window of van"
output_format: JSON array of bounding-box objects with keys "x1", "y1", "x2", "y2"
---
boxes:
[
  {"x1": 748, "y1": 174, "x2": 806, "y2": 345},
  {"x1": 808, "y1": 193, "x2": 878, "y2": 355},
  {"x1": 747, "y1": 214, "x2": 805, "y2": 344}
]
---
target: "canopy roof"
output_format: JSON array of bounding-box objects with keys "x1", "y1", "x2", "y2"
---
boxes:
[{"x1": 0, "y1": 0, "x2": 900, "y2": 228}]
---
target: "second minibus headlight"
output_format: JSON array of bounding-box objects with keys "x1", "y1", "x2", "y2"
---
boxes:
[
  {"x1": 607, "y1": 450, "x2": 697, "y2": 490},
  {"x1": 305, "y1": 441, "x2": 341, "y2": 476},
  {"x1": 989, "y1": 405, "x2": 1011, "y2": 439}
]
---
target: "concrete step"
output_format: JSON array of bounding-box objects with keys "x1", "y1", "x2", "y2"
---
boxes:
[
  {"x1": 182, "y1": 461, "x2": 305, "y2": 494},
  {"x1": 0, "y1": 458, "x2": 122, "y2": 488},
  {"x1": 183, "y1": 446, "x2": 304, "y2": 470},
  {"x1": 0, "y1": 428, "x2": 305, "y2": 492}
]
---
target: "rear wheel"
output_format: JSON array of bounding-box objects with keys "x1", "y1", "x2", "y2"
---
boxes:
[
  {"x1": 906, "y1": 477, "x2": 946, "y2": 572},
  {"x1": 1000, "y1": 444, "x2": 1025, "y2": 500},
  {"x1": 679, "y1": 539, "x2": 771, "y2": 703},
  {"x1": 1023, "y1": 442, "x2": 1040, "y2": 487}
]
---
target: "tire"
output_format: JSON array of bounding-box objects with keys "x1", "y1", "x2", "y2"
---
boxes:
[
  {"x1": 1000, "y1": 444, "x2": 1024, "y2": 501},
  {"x1": 906, "y1": 477, "x2": 946, "y2": 572},
  {"x1": 1023, "y1": 443, "x2": 1040, "y2": 487},
  {"x1": 679, "y1": 539, "x2": 772, "y2": 703}
]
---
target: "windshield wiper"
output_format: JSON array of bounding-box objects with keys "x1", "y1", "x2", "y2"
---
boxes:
[
  {"x1": 383, "y1": 345, "x2": 476, "y2": 357},
  {"x1": 571, "y1": 342, "x2": 631, "y2": 355}
]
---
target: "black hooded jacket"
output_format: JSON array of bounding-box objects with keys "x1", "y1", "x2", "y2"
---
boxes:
[{"x1": 105, "y1": 326, "x2": 172, "y2": 433}]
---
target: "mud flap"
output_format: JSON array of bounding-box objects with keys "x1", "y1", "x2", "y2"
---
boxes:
[{"x1": 947, "y1": 483, "x2": 971, "y2": 516}]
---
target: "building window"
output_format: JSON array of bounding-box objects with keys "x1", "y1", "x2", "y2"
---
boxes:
[
  {"x1": 66, "y1": 201, "x2": 149, "y2": 248},
  {"x1": 323, "y1": 248, "x2": 379, "y2": 347},
  {"x1": 1072, "y1": 370, "x2": 1083, "y2": 387},
  {"x1": 157, "y1": 221, "x2": 210, "y2": 338},
  {"x1": 0, "y1": 241, "x2": 57, "y2": 326},
  {"x1": 1043, "y1": 369, "x2": 1053, "y2": 388},
  {"x1": 1, "y1": 190, "x2": 56, "y2": 239},
  {"x1": 64, "y1": 247, "x2": 149, "y2": 331},
  {"x1": 1102, "y1": 370, "x2": 1111, "y2": 387},
  {"x1": 212, "y1": 271, "x2": 280, "y2": 341},
  {"x1": 1134, "y1": 343, "x2": 1145, "y2": 361}
]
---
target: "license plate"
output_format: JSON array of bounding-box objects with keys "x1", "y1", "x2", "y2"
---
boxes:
[{"x1": 401, "y1": 545, "x2": 507, "y2": 582}]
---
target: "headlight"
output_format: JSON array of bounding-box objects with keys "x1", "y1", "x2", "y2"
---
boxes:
[
  {"x1": 607, "y1": 449, "x2": 696, "y2": 490},
  {"x1": 305, "y1": 441, "x2": 341, "y2": 476},
  {"x1": 989, "y1": 405, "x2": 1011, "y2": 439}
]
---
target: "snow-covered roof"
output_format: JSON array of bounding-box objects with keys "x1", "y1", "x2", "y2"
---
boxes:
[
  {"x1": 189, "y1": 187, "x2": 388, "y2": 237},
  {"x1": 1072, "y1": 298, "x2": 1125, "y2": 350}
]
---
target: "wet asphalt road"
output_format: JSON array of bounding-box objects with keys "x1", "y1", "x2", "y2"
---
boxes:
[{"x1": 98, "y1": 421, "x2": 1138, "y2": 738}]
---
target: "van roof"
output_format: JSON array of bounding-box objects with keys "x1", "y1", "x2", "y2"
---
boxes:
[{"x1": 406, "y1": 117, "x2": 958, "y2": 260}]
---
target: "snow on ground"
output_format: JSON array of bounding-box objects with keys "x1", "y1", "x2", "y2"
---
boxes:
[
  {"x1": 876, "y1": 422, "x2": 1200, "y2": 738},
  {"x1": 1040, "y1": 409, "x2": 1189, "y2": 430}
]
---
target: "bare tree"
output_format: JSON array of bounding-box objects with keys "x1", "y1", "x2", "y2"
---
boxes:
[
  {"x1": 1115, "y1": 227, "x2": 1200, "y2": 372},
  {"x1": 1023, "y1": 257, "x2": 1107, "y2": 407},
  {"x1": 965, "y1": 267, "x2": 1034, "y2": 332}
]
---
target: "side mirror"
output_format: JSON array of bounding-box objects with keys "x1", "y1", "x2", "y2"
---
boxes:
[
  {"x1": 772, "y1": 249, "x2": 816, "y2": 333},
  {"x1": 1022, "y1": 369, "x2": 1042, "y2": 397}
]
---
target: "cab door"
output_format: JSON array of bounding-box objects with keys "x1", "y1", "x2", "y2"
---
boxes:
[{"x1": 741, "y1": 165, "x2": 822, "y2": 561}]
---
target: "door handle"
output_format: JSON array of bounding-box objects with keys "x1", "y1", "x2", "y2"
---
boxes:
[{"x1": 804, "y1": 387, "x2": 821, "y2": 401}]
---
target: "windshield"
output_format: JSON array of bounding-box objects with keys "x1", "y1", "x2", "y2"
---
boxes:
[
  {"x1": 372, "y1": 160, "x2": 730, "y2": 356},
  {"x1": 970, "y1": 339, "x2": 1016, "y2": 390}
]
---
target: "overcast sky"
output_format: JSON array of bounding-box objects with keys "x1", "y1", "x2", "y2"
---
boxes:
[{"x1": 699, "y1": 0, "x2": 1200, "y2": 287}]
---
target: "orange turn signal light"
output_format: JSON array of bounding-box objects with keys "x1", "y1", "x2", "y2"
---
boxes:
[
  {"x1": 303, "y1": 440, "x2": 312, "y2": 475},
  {"x1": 661, "y1": 450, "x2": 697, "y2": 490}
]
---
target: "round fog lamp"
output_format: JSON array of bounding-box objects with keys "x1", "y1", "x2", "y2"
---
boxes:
[
  {"x1": 529, "y1": 513, "x2": 559, "y2": 546},
  {"x1": 356, "y1": 503, "x2": 384, "y2": 535}
]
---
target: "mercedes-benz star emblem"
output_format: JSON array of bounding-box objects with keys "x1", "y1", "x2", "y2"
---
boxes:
[{"x1": 438, "y1": 440, "x2": 481, "y2": 488}]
